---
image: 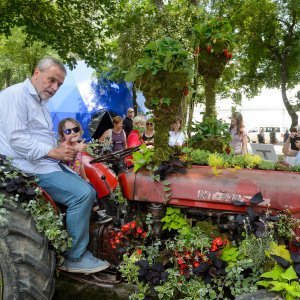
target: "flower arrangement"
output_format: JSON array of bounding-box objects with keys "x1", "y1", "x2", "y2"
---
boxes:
[
  {"x1": 110, "y1": 220, "x2": 148, "y2": 255},
  {"x1": 118, "y1": 206, "x2": 300, "y2": 300}
]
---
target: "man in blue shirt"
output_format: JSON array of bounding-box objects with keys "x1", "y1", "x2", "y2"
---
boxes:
[{"x1": 0, "y1": 57, "x2": 109, "y2": 274}]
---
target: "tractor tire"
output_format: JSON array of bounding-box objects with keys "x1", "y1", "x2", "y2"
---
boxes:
[{"x1": 0, "y1": 201, "x2": 56, "y2": 300}]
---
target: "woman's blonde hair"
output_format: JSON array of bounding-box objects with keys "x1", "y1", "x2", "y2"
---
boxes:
[{"x1": 133, "y1": 115, "x2": 146, "y2": 127}]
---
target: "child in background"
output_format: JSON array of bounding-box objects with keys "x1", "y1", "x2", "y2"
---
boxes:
[{"x1": 58, "y1": 118, "x2": 112, "y2": 224}]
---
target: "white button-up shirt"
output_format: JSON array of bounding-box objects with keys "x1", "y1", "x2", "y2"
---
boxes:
[{"x1": 0, "y1": 78, "x2": 62, "y2": 174}]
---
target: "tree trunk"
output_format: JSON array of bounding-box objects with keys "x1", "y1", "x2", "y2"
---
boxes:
[
  {"x1": 4, "y1": 69, "x2": 12, "y2": 87},
  {"x1": 280, "y1": 54, "x2": 298, "y2": 129},
  {"x1": 132, "y1": 82, "x2": 138, "y2": 114},
  {"x1": 187, "y1": 98, "x2": 194, "y2": 138},
  {"x1": 204, "y1": 76, "x2": 217, "y2": 117}
]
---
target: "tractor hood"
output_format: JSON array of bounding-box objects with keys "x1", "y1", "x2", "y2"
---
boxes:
[{"x1": 118, "y1": 166, "x2": 300, "y2": 217}]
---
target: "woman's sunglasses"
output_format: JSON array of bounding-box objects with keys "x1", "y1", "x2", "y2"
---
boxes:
[
  {"x1": 63, "y1": 127, "x2": 80, "y2": 135},
  {"x1": 146, "y1": 122, "x2": 153, "y2": 126}
]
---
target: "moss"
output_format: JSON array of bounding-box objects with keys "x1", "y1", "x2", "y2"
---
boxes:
[{"x1": 137, "y1": 70, "x2": 189, "y2": 164}]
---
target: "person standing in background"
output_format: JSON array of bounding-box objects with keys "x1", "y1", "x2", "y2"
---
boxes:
[
  {"x1": 270, "y1": 127, "x2": 277, "y2": 144},
  {"x1": 123, "y1": 107, "x2": 135, "y2": 136},
  {"x1": 143, "y1": 118, "x2": 155, "y2": 147},
  {"x1": 283, "y1": 130, "x2": 289, "y2": 143},
  {"x1": 99, "y1": 116, "x2": 127, "y2": 152},
  {"x1": 229, "y1": 112, "x2": 248, "y2": 155},
  {"x1": 258, "y1": 127, "x2": 265, "y2": 144}
]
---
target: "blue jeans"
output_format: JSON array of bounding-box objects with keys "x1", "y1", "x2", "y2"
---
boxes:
[{"x1": 36, "y1": 165, "x2": 96, "y2": 261}]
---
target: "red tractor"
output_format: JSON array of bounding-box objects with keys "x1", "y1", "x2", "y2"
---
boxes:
[{"x1": 1, "y1": 149, "x2": 300, "y2": 299}]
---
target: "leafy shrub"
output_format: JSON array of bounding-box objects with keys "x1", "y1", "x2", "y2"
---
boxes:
[
  {"x1": 258, "y1": 160, "x2": 276, "y2": 170},
  {"x1": 189, "y1": 116, "x2": 231, "y2": 153},
  {"x1": 0, "y1": 154, "x2": 71, "y2": 259}
]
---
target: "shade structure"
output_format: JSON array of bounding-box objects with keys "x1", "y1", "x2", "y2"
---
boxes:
[{"x1": 47, "y1": 61, "x2": 140, "y2": 141}]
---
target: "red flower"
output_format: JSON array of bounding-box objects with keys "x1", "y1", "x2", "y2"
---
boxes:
[
  {"x1": 136, "y1": 227, "x2": 143, "y2": 234},
  {"x1": 117, "y1": 232, "x2": 123, "y2": 238},
  {"x1": 213, "y1": 237, "x2": 223, "y2": 246},
  {"x1": 211, "y1": 245, "x2": 218, "y2": 252},
  {"x1": 177, "y1": 259, "x2": 184, "y2": 265},
  {"x1": 193, "y1": 261, "x2": 200, "y2": 268},
  {"x1": 141, "y1": 232, "x2": 147, "y2": 238},
  {"x1": 184, "y1": 251, "x2": 191, "y2": 259},
  {"x1": 130, "y1": 221, "x2": 137, "y2": 229},
  {"x1": 136, "y1": 249, "x2": 142, "y2": 255},
  {"x1": 121, "y1": 223, "x2": 130, "y2": 232}
]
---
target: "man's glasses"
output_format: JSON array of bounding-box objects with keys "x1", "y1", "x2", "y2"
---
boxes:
[
  {"x1": 63, "y1": 127, "x2": 80, "y2": 135},
  {"x1": 128, "y1": 111, "x2": 134, "y2": 113},
  {"x1": 146, "y1": 122, "x2": 153, "y2": 126}
]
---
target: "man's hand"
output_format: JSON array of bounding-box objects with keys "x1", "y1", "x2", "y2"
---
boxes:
[{"x1": 47, "y1": 143, "x2": 76, "y2": 161}]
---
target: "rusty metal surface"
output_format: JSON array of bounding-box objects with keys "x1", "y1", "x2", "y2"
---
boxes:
[
  {"x1": 89, "y1": 223, "x2": 121, "y2": 267},
  {"x1": 119, "y1": 166, "x2": 300, "y2": 217},
  {"x1": 82, "y1": 153, "x2": 118, "y2": 198}
]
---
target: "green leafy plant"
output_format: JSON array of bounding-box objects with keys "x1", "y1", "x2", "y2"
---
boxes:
[
  {"x1": 161, "y1": 207, "x2": 191, "y2": 235},
  {"x1": 182, "y1": 147, "x2": 210, "y2": 165},
  {"x1": 109, "y1": 184, "x2": 127, "y2": 205},
  {"x1": 125, "y1": 36, "x2": 193, "y2": 164},
  {"x1": 132, "y1": 143, "x2": 154, "y2": 173},
  {"x1": 189, "y1": 116, "x2": 231, "y2": 153},
  {"x1": 276, "y1": 210, "x2": 300, "y2": 241},
  {"x1": 125, "y1": 36, "x2": 193, "y2": 82},
  {"x1": 258, "y1": 160, "x2": 276, "y2": 170},
  {"x1": 214, "y1": 258, "x2": 260, "y2": 298},
  {"x1": 23, "y1": 196, "x2": 72, "y2": 261},
  {"x1": 220, "y1": 243, "x2": 240, "y2": 265},
  {"x1": 0, "y1": 155, "x2": 71, "y2": 262},
  {"x1": 258, "y1": 263, "x2": 300, "y2": 300}
]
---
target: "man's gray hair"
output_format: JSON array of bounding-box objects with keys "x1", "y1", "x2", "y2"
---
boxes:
[{"x1": 36, "y1": 57, "x2": 66, "y2": 74}]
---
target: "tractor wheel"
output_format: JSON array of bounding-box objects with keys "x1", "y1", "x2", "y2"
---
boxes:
[{"x1": 0, "y1": 201, "x2": 56, "y2": 300}]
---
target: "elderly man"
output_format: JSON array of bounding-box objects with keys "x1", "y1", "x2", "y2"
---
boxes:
[
  {"x1": 123, "y1": 107, "x2": 135, "y2": 136},
  {"x1": 0, "y1": 57, "x2": 109, "y2": 274}
]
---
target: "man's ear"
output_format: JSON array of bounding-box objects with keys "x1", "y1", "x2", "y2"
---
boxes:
[{"x1": 32, "y1": 67, "x2": 40, "y2": 80}]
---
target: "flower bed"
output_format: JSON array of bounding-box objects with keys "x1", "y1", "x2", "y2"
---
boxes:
[{"x1": 114, "y1": 206, "x2": 300, "y2": 300}]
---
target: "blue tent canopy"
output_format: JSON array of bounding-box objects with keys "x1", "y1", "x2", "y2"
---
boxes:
[{"x1": 47, "y1": 61, "x2": 146, "y2": 141}]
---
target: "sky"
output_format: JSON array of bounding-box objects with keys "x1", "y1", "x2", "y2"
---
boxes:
[{"x1": 193, "y1": 87, "x2": 299, "y2": 130}]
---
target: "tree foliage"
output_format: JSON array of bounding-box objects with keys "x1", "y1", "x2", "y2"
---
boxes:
[
  {"x1": 0, "y1": 28, "x2": 57, "y2": 89},
  {"x1": 0, "y1": 0, "x2": 117, "y2": 68},
  {"x1": 228, "y1": 0, "x2": 300, "y2": 126}
]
